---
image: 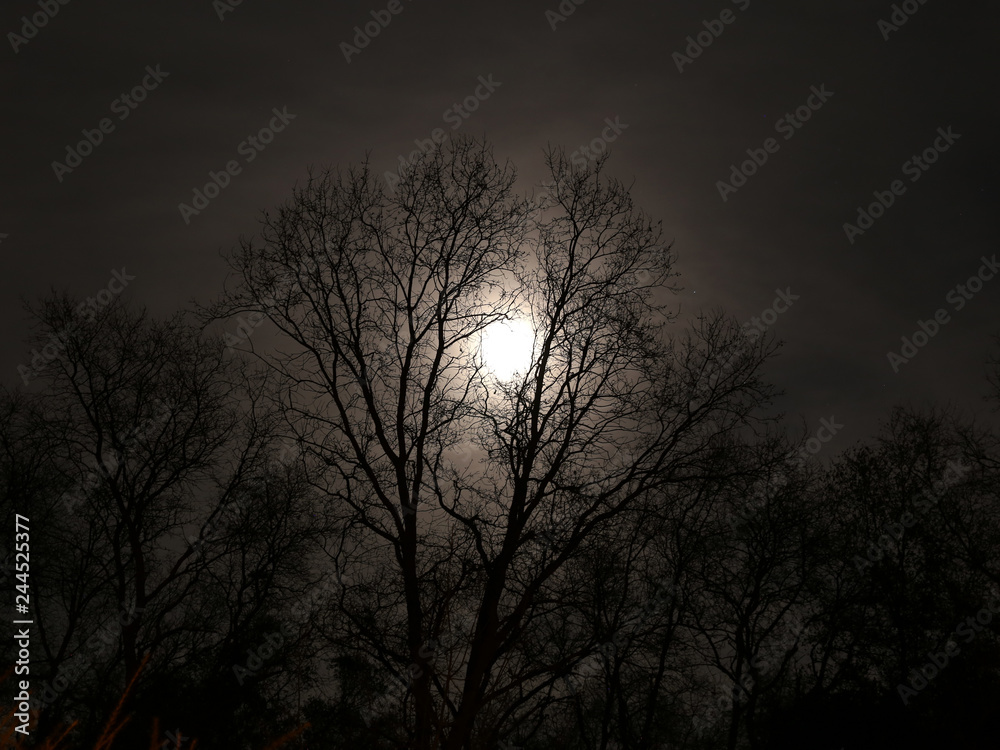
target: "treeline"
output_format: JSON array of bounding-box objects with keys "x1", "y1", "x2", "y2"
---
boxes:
[
  {"x1": 3, "y1": 139, "x2": 999, "y2": 749},
  {"x1": 5, "y1": 299, "x2": 998, "y2": 750}
]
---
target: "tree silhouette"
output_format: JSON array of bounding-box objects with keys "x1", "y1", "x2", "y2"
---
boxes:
[
  {"x1": 5, "y1": 140, "x2": 999, "y2": 750},
  {"x1": 2, "y1": 296, "x2": 326, "y2": 748},
  {"x1": 209, "y1": 136, "x2": 778, "y2": 749}
]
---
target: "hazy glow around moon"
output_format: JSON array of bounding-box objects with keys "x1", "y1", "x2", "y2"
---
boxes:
[{"x1": 478, "y1": 318, "x2": 535, "y2": 380}]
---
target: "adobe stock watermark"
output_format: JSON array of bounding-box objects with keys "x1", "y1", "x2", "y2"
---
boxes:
[
  {"x1": 716, "y1": 84, "x2": 834, "y2": 202},
  {"x1": 383, "y1": 75, "x2": 502, "y2": 192},
  {"x1": 897, "y1": 593, "x2": 1000, "y2": 706},
  {"x1": 742, "y1": 288, "x2": 799, "y2": 340},
  {"x1": 224, "y1": 259, "x2": 320, "y2": 351},
  {"x1": 792, "y1": 416, "x2": 843, "y2": 466},
  {"x1": 672, "y1": 0, "x2": 752, "y2": 73},
  {"x1": 29, "y1": 604, "x2": 145, "y2": 714},
  {"x1": 233, "y1": 620, "x2": 298, "y2": 685},
  {"x1": 877, "y1": 0, "x2": 931, "y2": 41},
  {"x1": 853, "y1": 459, "x2": 969, "y2": 575},
  {"x1": 153, "y1": 729, "x2": 191, "y2": 750},
  {"x1": 286, "y1": 571, "x2": 353, "y2": 627},
  {"x1": 705, "y1": 288, "x2": 799, "y2": 393},
  {"x1": 362, "y1": 610, "x2": 489, "y2": 726},
  {"x1": 51, "y1": 65, "x2": 169, "y2": 182},
  {"x1": 18, "y1": 268, "x2": 137, "y2": 385},
  {"x1": 842, "y1": 126, "x2": 960, "y2": 244},
  {"x1": 7, "y1": 0, "x2": 71, "y2": 53},
  {"x1": 693, "y1": 610, "x2": 810, "y2": 736},
  {"x1": 185, "y1": 496, "x2": 248, "y2": 558},
  {"x1": 340, "y1": 0, "x2": 414, "y2": 63},
  {"x1": 886, "y1": 254, "x2": 998, "y2": 373},
  {"x1": 545, "y1": 0, "x2": 588, "y2": 31},
  {"x1": 361, "y1": 640, "x2": 438, "y2": 726},
  {"x1": 727, "y1": 416, "x2": 841, "y2": 534},
  {"x1": 59, "y1": 398, "x2": 176, "y2": 515},
  {"x1": 530, "y1": 116, "x2": 629, "y2": 215},
  {"x1": 567, "y1": 116, "x2": 628, "y2": 169},
  {"x1": 693, "y1": 674, "x2": 754, "y2": 736},
  {"x1": 559, "y1": 577, "x2": 681, "y2": 698},
  {"x1": 214, "y1": 0, "x2": 247, "y2": 21},
  {"x1": 177, "y1": 106, "x2": 296, "y2": 224}
]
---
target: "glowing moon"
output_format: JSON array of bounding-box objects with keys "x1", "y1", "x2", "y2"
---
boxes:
[{"x1": 478, "y1": 318, "x2": 535, "y2": 380}]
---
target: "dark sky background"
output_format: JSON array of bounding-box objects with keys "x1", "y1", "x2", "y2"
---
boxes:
[{"x1": 3, "y1": 0, "x2": 998, "y2": 451}]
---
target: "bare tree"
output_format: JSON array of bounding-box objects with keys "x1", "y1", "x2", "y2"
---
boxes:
[
  {"x1": 210, "y1": 137, "x2": 778, "y2": 749},
  {"x1": 5, "y1": 295, "x2": 325, "y2": 746}
]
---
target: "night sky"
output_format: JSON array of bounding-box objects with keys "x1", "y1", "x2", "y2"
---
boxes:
[{"x1": 4, "y1": 0, "x2": 998, "y2": 447}]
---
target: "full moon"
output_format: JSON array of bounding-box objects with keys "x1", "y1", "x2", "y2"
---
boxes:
[{"x1": 478, "y1": 318, "x2": 535, "y2": 380}]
